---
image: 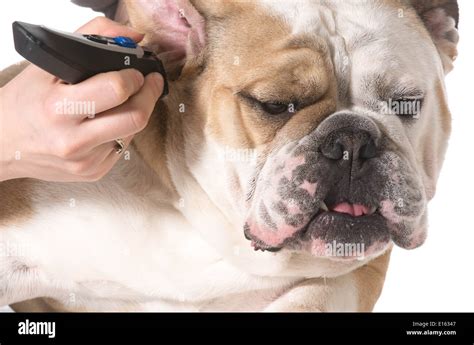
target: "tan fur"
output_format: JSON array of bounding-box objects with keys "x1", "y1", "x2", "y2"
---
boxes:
[
  {"x1": 12, "y1": 298, "x2": 70, "y2": 312},
  {"x1": 0, "y1": 179, "x2": 35, "y2": 227},
  {"x1": 132, "y1": 102, "x2": 177, "y2": 196},
  {"x1": 355, "y1": 249, "x2": 392, "y2": 311},
  {"x1": 0, "y1": 62, "x2": 35, "y2": 227},
  {"x1": 196, "y1": 5, "x2": 338, "y2": 149},
  {"x1": 125, "y1": 0, "x2": 339, "y2": 150}
]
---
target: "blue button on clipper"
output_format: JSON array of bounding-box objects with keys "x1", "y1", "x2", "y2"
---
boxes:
[{"x1": 113, "y1": 36, "x2": 137, "y2": 48}]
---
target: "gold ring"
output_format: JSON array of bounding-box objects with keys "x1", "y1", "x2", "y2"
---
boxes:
[{"x1": 114, "y1": 138, "x2": 125, "y2": 154}]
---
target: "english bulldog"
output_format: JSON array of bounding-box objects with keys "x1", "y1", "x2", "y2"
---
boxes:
[{"x1": 0, "y1": 0, "x2": 459, "y2": 311}]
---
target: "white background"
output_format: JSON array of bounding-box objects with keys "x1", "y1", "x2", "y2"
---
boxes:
[{"x1": 0, "y1": 1, "x2": 473, "y2": 312}]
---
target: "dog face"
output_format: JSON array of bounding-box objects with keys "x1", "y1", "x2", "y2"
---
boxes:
[{"x1": 125, "y1": 0, "x2": 458, "y2": 262}]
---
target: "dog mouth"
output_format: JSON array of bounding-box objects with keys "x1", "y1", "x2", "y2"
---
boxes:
[
  {"x1": 322, "y1": 201, "x2": 376, "y2": 217},
  {"x1": 245, "y1": 197, "x2": 391, "y2": 260},
  {"x1": 295, "y1": 199, "x2": 390, "y2": 259}
]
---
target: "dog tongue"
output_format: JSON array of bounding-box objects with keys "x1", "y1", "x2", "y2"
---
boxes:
[{"x1": 331, "y1": 202, "x2": 369, "y2": 217}]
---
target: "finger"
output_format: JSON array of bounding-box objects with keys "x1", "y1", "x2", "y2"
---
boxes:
[
  {"x1": 76, "y1": 73, "x2": 163, "y2": 149},
  {"x1": 55, "y1": 69, "x2": 145, "y2": 118},
  {"x1": 83, "y1": 134, "x2": 134, "y2": 170},
  {"x1": 75, "y1": 17, "x2": 144, "y2": 43},
  {"x1": 81, "y1": 135, "x2": 134, "y2": 181},
  {"x1": 60, "y1": 134, "x2": 132, "y2": 177}
]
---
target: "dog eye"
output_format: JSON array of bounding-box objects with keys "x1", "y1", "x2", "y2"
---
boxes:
[
  {"x1": 261, "y1": 102, "x2": 291, "y2": 115},
  {"x1": 260, "y1": 101, "x2": 299, "y2": 116},
  {"x1": 237, "y1": 92, "x2": 298, "y2": 116}
]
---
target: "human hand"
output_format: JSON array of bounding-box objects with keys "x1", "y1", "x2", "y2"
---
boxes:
[{"x1": 0, "y1": 17, "x2": 164, "y2": 182}]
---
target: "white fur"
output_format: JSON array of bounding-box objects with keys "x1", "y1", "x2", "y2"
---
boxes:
[
  {"x1": 1, "y1": 148, "x2": 300, "y2": 310},
  {"x1": 0, "y1": 140, "x2": 371, "y2": 310},
  {"x1": 0, "y1": 0, "x2": 450, "y2": 311}
]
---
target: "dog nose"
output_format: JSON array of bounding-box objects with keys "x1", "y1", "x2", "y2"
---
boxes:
[
  {"x1": 317, "y1": 112, "x2": 380, "y2": 162},
  {"x1": 320, "y1": 129, "x2": 378, "y2": 161}
]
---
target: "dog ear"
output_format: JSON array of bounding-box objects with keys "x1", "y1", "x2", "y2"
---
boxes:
[
  {"x1": 123, "y1": 0, "x2": 206, "y2": 79},
  {"x1": 411, "y1": 0, "x2": 459, "y2": 73}
]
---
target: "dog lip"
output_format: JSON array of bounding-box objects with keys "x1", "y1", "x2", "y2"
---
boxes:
[
  {"x1": 250, "y1": 239, "x2": 283, "y2": 253},
  {"x1": 244, "y1": 201, "x2": 383, "y2": 254},
  {"x1": 300, "y1": 203, "x2": 385, "y2": 242},
  {"x1": 295, "y1": 210, "x2": 391, "y2": 258}
]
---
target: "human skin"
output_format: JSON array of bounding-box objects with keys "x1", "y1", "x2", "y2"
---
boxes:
[{"x1": 0, "y1": 17, "x2": 164, "y2": 182}]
